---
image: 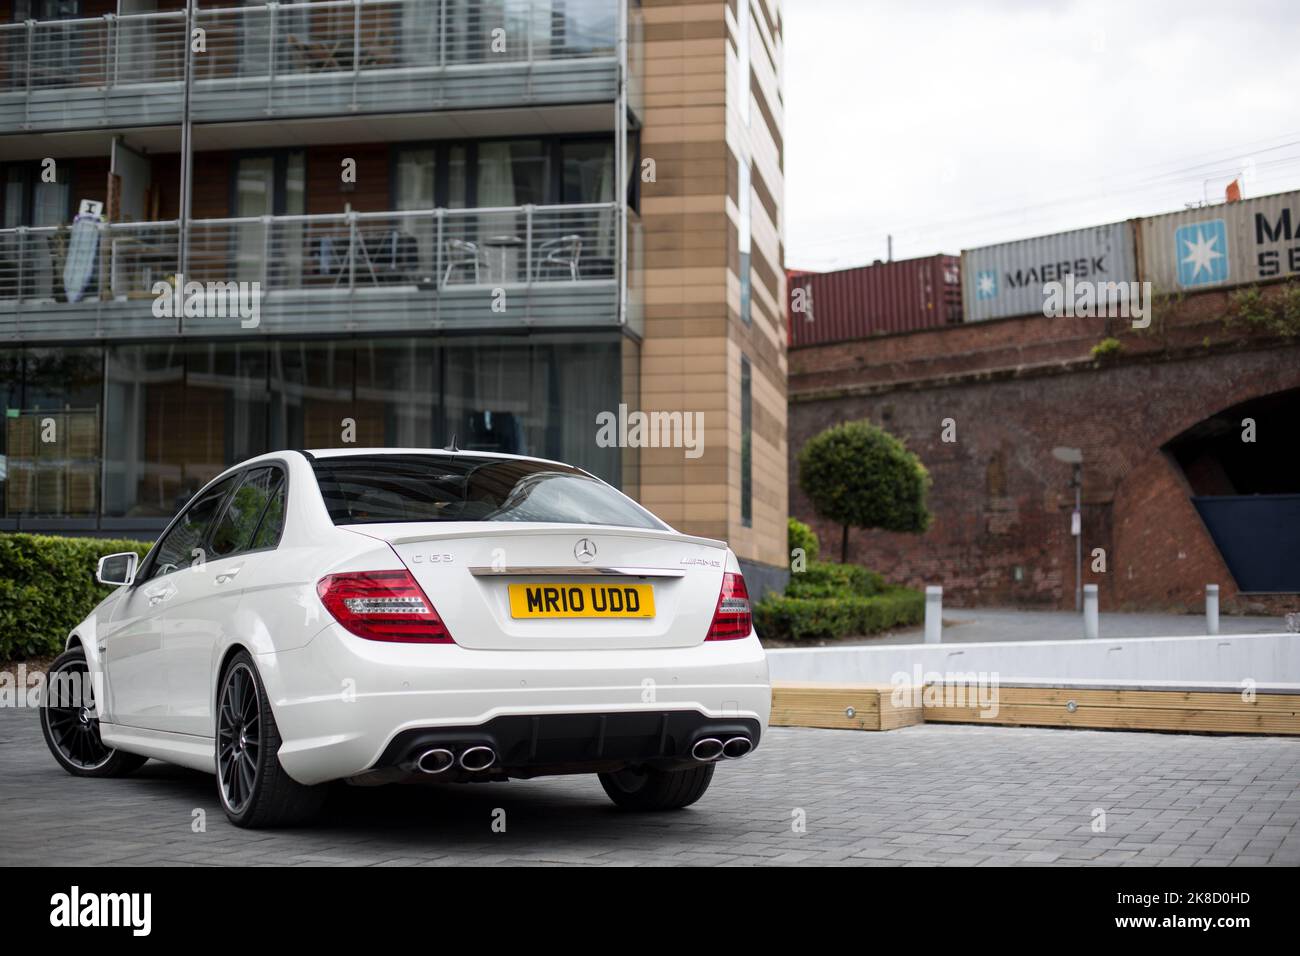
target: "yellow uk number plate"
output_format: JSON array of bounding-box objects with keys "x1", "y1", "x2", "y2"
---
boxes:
[{"x1": 508, "y1": 583, "x2": 655, "y2": 619}]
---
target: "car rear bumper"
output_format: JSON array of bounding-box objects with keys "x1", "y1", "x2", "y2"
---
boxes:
[
  {"x1": 376, "y1": 710, "x2": 763, "y2": 780},
  {"x1": 259, "y1": 624, "x2": 771, "y2": 785}
]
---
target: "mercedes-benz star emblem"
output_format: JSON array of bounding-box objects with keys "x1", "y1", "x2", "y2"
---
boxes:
[{"x1": 574, "y1": 538, "x2": 597, "y2": 563}]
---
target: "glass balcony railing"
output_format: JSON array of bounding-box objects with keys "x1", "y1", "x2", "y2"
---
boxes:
[
  {"x1": 0, "y1": 0, "x2": 620, "y2": 131},
  {"x1": 0, "y1": 201, "x2": 623, "y2": 337}
]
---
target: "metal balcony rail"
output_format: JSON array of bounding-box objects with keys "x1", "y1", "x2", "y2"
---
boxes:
[
  {"x1": 0, "y1": 220, "x2": 181, "y2": 305},
  {"x1": 0, "y1": 0, "x2": 616, "y2": 97},
  {"x1": 0, "y1": 202, "x2": 618, "y2": 307},
  {"x1": 0, "y1": 11, "x2": 186, "y2": 94}
]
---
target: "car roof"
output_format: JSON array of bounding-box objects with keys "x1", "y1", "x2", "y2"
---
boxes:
[{"x1": 302, "y1": 447, "x2": 578, "y2": 471}]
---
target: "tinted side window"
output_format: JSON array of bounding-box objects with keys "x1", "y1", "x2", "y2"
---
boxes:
[
  {"x1": 210, "y1": 467, "x2": 284, "y2": 559},
  {"x1": 145, "y1": 476, "x2": 236, "y2": 580},
  {"x1": 249, "y1": 476, "x2": 287, "y2": 551}
]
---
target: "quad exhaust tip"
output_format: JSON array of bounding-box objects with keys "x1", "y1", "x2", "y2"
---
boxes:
[
  {"x1": 459, "y1": 746, "x2": 497, "y2": 772},
  {"x1": 722, "y1": 736, "x2": 753, "y2": 759},
  {"x1": 415, "y1": 748, "x2": 455, "y2": 775},
  {"x1": 691, "y1": 738, "x2": 725, "y2": 762}
]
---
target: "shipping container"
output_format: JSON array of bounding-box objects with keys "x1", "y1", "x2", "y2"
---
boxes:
[
  {"x1": 1137, "y1": 189, "x2": 1300, "y2": 294},
  {"x1": 961, "y1": 221, "x2": 1137, "y2": 322},
  {"x1": 786, "y1": 254, "x2": 961, "y2": 347}
]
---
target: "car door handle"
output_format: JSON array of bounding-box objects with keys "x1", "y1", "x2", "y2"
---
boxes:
[
  {"x1": 145, "y1": 586, "x2": 175, "y2": 606},
  {"x1": 215, "y1": 566, "x2": 243, "y2": 585}
]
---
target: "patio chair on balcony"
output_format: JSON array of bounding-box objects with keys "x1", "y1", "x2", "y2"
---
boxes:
[
  {"x1": 535, "y1": 234, "x2": 583, "y2": 281},
  {"x1": 443, "y1": 238, "x2": 489, "y2": 286},
  {"x1": 286, "y1": 34, "x2": 346, "y2": 72}
]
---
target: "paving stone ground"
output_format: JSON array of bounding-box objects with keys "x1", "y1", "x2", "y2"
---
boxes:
[{"x1": 1, "y1": 706, "x2": 1296, "y2": 866}]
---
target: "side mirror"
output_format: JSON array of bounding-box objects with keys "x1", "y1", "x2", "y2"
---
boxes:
[{"x1": 96, "y1": 552, "x2": 139, "y2": 587}]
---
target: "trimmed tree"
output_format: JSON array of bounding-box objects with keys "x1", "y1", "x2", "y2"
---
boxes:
[{"x1": 797, "y1": 420, "x2": 932, "y2": 562}]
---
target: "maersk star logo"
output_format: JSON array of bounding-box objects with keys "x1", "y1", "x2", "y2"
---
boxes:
[
  {"x1": 1175, "y1": 219, "x2": 1228, "y2": 287},
  {"x1": 976, "y1": 270, "x2": 998, "y2": 300}
]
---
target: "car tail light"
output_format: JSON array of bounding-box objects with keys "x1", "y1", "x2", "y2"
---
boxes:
[
  {"x1": 705, "y1": 572, "x2": 752, "y2": 641},
  {"x1": 316, "y1": 570, "x2": 454, "y2": 644}
]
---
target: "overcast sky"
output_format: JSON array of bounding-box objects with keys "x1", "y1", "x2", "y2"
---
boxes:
[{"x1": 784, "y1": 0, "x2": 1300, "y2": 271}]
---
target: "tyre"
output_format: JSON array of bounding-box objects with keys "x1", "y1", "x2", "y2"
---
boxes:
[
  {"x1": 216, "y1": 650, "x2": 326, "y2": 828},
  {"x1": 598, "y1": 763, "x2": 716, "y2": 811},
  {"x1": 40, "y1": 647, "x2": 148, "y2": 778}
]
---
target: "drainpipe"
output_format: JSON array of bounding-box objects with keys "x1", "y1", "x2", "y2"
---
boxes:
[{"x1": 177, "y1": 0, "x2": 194, "y2": 301}]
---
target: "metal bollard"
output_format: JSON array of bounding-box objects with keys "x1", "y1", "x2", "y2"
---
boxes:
[
  {"x1": 1206, "y1": 584, "x2": 1220, "y2": 635},
  {"x1": 925, "y1": 586, "x2": 943, "y2": 644},
  {"x1": 1083, "y1": 584, "x2": 1099, "y2": 639}
]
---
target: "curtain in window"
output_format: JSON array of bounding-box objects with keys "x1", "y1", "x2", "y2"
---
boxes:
[
  {"x1": 561, "y1": 141, "x2": 614, "y2": 272},
  {"x1": 477, "y1": 141, "x2": 548, "y2": 281}
]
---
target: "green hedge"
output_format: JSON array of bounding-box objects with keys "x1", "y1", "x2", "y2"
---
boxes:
[
  {"x1": 753, "y1": 586, "x2": 924, "y2": 642},
  {"x1": 784, "y1": 560, "x2": 884, "y2": 600},
  {"x1": 0, "y1": 534, "x2": 153, "y2": 659},
  {"x1": 787, "y1": 517, "x2": 820, "y2": 563}
]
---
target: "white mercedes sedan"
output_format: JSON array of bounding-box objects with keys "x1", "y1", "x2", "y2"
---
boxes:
[{"x1": 40, "y1": 449, "x2": 770, "y2": 827}]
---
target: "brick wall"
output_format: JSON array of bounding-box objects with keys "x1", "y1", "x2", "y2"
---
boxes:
[{"x1": 788, "y1": 288, "x2": 1300, "y2": 613}]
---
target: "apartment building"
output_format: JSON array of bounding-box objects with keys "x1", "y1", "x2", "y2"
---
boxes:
[{"x1": 0, "y1": 0, "x2": 787, "y2": 591}]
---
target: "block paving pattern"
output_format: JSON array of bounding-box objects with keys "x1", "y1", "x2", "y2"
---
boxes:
[{"x1": 2, "y1": 707, "x2": 1296, "y2": 866}]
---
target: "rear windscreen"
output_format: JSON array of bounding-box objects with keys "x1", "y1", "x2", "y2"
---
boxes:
[{"x1": 311, "y1": 454, "x2": 665, "y2": 529}]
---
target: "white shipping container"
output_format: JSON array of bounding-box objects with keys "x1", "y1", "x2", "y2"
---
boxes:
[
  {"x1": 1137, "y1": 190, "x2": 1300, "y2": 294},
  {"x1": 961, "y1": 221, "x2": 1137, "y2": 322}
]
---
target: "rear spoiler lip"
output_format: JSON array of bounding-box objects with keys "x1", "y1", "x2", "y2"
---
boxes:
[{"x1": 341, "y1": 523, "x2": 728, "y2": 551}]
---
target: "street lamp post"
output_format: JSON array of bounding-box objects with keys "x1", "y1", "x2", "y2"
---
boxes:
[{"x1": 1052, "y1": 447, "x2": 1084, "y2": 612}]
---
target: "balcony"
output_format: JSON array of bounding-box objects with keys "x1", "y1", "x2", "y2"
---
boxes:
[
  {"x1": 0, "y1": 201, "x2": 622, "y2": 341},
  {"x1": 0, "y1": 0, "x2": 620, "y2": 134}
]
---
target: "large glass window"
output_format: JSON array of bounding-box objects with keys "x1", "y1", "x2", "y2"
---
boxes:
[
  {"x1": 740, "y1": 355, "x2": 752, "y2": 528},
  {"x1": 103, "y1": 343, "x2": 268, "y2": 518},
  {"x1": 1, "y1": 161, "x2": 72, "y2": 228},
  {"x1": 561, "y1": 141, "x2": 614, "y2": 204},
  {"x1": 19, "y1": 332, "x2": 627, "y2": 525},
  {"x1": 269, "y1": 341, "x2": 354, "y2": 450},
  {"x1": 442, "y1": 339, "x2": 531, "y2": 457},
  {"x1": 2, "y1": 348, "x2": 101, "y2": 518},
  {"x1": 736, "y1": 0, "x2": 751, "y2": 126},
  {"x1": 394, "y1": 137, "x2": 622, "y2": 211},
  {"x1": 738, "y1": 159, "x2": 752, "y2": 326},
  {"x1": 560, "y1": 140, "x2": 617, "y2": 276},
  {"x1": 535, "y1": 336, "x2": 621, "y2": 483},
  {"x1": 0, "y1": 350, "x2": 20, "y2": 518},
  {"x1": 476, "y1": 140, "x2": 549, "y2": 206},
  {"x1": 395, "y1": 149, "x2": 435, "y2": 212},
  {"x1": 553, "y1": 0, "x2": 617, "y2": 56},
  {"x1": 355, "y1": 339, "x2": 439, "y2": 447},
  {"x1": 233, "y1": 152, "x2": 305, "y2": 284},
  {"x1": 441, "y1": 335, "x2": 620, "y2": 486},
  {"x1": 446, "y1": 145, "x2": 469, "y2": 209}
]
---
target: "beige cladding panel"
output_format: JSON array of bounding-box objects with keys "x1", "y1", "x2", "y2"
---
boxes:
[{"x1": 635, "y1": 0, "x2": 786, "y2": 567}]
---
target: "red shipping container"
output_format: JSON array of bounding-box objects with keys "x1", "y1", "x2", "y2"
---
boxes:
[{"x1": 787, "y1": 254, "x2": 962, "y2": 347}]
